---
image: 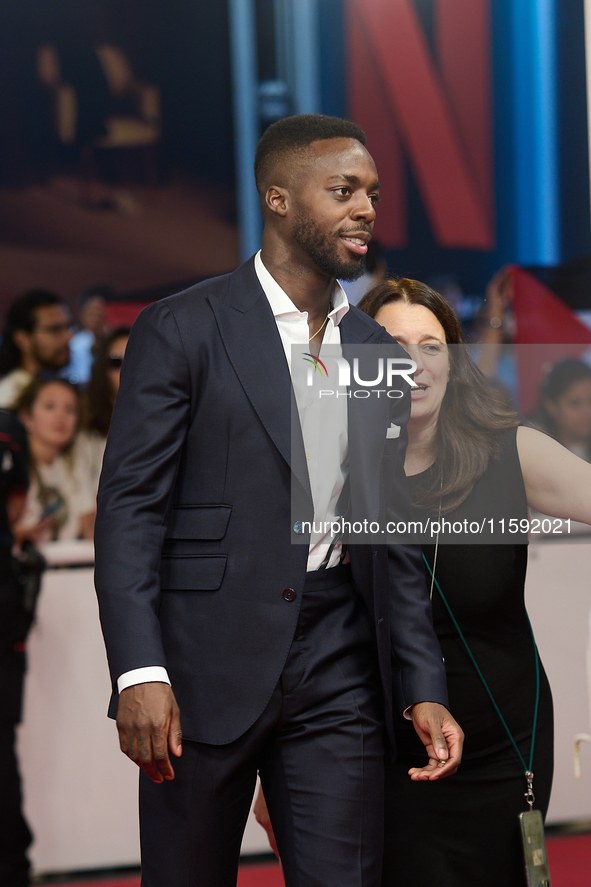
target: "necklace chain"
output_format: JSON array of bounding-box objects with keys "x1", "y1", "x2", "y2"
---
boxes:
[{"x1": 308, "y1": 313, "x2": 329, "y2": 342}]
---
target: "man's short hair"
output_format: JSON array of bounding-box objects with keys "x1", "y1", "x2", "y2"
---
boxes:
[
  {"x1": 254, "y1": 114, "x2": 367, "y2": 194},
  {"x1": 0, "y1": 289, "x2": 66, "y2": 375},
  {"x1": 3, "y1": 290, "x2": 65, "y2": 335}
]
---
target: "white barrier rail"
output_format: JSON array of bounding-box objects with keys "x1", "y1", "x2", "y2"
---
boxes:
[{"x1": 17, "y1": 542, "x2": 269, "y2": 876}]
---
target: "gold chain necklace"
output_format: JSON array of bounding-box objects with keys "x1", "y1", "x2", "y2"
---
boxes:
[{"x1": 309, "y1": 313, "x2": 329, "y2": 342}]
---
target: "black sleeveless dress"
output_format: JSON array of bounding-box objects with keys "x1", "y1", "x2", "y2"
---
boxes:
[{"x1": 382, "y1": 428, "x2": 554, "y2": 887}]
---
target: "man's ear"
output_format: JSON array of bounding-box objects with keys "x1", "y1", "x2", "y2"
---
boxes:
[
  {"x1": 12, "y1": 329, "x2": 31, "y2": 357},
  {"x1": 265, "y1": 186, "x2": 290, "y2": 217}
]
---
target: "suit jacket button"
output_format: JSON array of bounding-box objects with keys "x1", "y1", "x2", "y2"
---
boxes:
[{"x1": 283, "y1": 588, "x2": 296, "y2": 601}]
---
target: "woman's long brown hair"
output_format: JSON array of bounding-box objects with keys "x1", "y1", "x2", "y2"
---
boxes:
[
  {"x1": 81, "y1": 326, "x2": 131, "y2": 437},
  {"x1": 357, "y1": 278, "x2": 518, "y2": 513}
]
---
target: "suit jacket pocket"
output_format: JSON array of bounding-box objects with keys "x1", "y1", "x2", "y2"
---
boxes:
[
  {"x1": 160, "y1": 554, "x2": 227, "y2": 590},
  {"x1": 165, "y1": 505, "x2": 231, "y2": 540}
]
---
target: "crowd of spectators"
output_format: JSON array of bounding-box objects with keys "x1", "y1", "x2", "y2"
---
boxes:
[
  {"x1": 0, "y1": 287, "x2": 130, "y2": 545},
  {"x1": 0, "y1": 271, "x2": 590, "y2": 550}
]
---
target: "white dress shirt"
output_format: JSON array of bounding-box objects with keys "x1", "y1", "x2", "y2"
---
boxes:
[{"x1": 254, "y1": 251, "x2": 350, "y2": 571}]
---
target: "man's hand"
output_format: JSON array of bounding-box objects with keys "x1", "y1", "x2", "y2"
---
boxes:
[
  {"x1": 253, "y1": 785, "x2": 279, "y2": 859},
  {"x1": 116, "y1": 682, "x2": 182, "y2": 783},
  {"x1": 407, "y1": 702, "x2": 463, "y2": 781}
]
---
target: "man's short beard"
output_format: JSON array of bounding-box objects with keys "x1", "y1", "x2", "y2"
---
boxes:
[
  {"x1": 32, "y1": 346, "x2": 70, "y2": 371},
  {"x1": 291, "y1": 212, "x2": 366, "y2": 281}
]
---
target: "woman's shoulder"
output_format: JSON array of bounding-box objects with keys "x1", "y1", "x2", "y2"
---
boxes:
[{"x1": 75, "y1": 429, "x2": 106, "y2": 458}]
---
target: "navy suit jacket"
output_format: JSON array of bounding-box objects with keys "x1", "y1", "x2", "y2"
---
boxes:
[{"x1": 95, "y1": 257, "x2": 448, "y2": 746}]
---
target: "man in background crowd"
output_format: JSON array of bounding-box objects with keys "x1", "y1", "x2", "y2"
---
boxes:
[{"x1": 0, "y1": 290, "x2": 72, "y2": 407}]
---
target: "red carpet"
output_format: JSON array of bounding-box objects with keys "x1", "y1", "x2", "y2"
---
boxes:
[
  {"x1": 41, "y1": 833, "x2": 591, "y2": 887},
  {"x1": 41, "y1": 862, "x2": 285, "y2": 887},
  {"x1": 547, "y1": 831, "x2": 591, "y2": 886},
  {"x1": 237, "y1": 861, "x2": 284, "y2": 887}
]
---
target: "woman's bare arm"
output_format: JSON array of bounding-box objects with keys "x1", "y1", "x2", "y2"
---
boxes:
[{"x1": 517, "y1": 425, "x2": 591, "y2": 523}]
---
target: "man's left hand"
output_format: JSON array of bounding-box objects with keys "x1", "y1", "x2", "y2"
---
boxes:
[{"x1": 407, "y1": 702, "x2": 464, "y2": 780}]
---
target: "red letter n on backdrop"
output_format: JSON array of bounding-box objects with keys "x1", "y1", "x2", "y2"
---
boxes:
[{"x1": 346, "y1": 0, "x2": 495, "y2": 249}]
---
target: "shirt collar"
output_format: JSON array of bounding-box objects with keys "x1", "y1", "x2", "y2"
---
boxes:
[{"x1": 254, "y1": 250, "x2": 350, "y2": 326}]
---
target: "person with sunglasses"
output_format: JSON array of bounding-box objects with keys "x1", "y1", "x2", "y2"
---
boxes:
[{"x1": 78, "y1": 327, "x2": 130, "y2": 491}]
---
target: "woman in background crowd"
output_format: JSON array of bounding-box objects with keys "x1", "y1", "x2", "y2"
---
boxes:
[
  {"x1": 78, "y1": 326, "x2": 130, "y2": 489},
  {"x1": 12, "y1": 378, "x2": 95, "y2": 544},
  {"x1": 529, "y1": 357, "x2": 591, "y2": 462}
]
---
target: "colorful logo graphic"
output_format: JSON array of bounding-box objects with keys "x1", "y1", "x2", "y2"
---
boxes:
[{"x1": 302, "y1": 352, "x2": 328, "y2": 377}]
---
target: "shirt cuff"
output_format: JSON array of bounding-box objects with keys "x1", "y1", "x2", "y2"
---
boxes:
[{"x1": 117, "y1": 666, "x2": 171, "y2": 694}]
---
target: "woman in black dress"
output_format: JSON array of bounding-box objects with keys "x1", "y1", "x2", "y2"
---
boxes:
[{"x1": 358, "y1": 278, "x2": 591, "y2": 887}]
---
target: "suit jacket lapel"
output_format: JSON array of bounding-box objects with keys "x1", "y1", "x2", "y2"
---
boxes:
[
  {"x1": 340, "y1": 307, "x2": 392, "y2": 436},
  {"x1": 340, "y1": 310, "x2": 392, "y2": 521},
  {"x1": 207, "y1": 259, "x2": 311, "y2": 500}
]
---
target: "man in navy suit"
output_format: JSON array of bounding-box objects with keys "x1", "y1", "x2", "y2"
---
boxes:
[{"x1": 95, "y1": 115, "x2": 463, "y2": 887}]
